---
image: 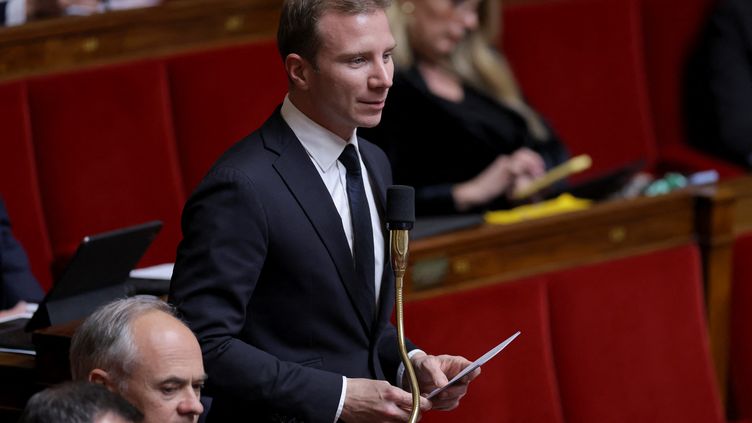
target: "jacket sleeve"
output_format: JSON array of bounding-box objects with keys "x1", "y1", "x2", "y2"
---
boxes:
[{"x1": 0, "y1": 198, "x2": 44, "y2": 309}]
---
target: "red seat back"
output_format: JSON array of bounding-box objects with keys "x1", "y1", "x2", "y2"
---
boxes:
[
  {"x1": 547, "y1": 244, "x2": 723, "y2": 423},
  {"x1": 502, "y1": 0, "x2": 657, "y2": 182},
  {"x1": 167, "y1": 41, "x2": 288, "y2": 195},
  {"x1": 404, "y1": 278, "x2": 564, "y2": 423},
  {"x1": 27, "y1": 60, "x2": 185, "y2": 268},
  {"x1": 0, "y1": 80, "x2": 54, "y2": 289},
  {"x1": 731, "y1": 233, "x2": 752, "y2": 418}
]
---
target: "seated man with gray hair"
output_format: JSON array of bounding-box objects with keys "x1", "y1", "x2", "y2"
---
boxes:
[{"x1": 69, "y1": 296, "x2": 207, "y2": 423}]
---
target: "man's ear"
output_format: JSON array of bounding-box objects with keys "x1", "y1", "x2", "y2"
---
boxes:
[
  {"x1": 285, "y1": 53, "x2": 312, "y2": 90},
  {"x1": 88, "y1": 369, "x2": 116, "y2": 391}
]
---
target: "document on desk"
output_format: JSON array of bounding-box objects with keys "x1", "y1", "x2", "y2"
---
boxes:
[{"x1": 426, "y1": 330, "x2": 521, "y2": 400}]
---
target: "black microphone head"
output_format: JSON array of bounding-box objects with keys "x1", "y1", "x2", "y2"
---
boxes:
[{"x1": 386, "y1": 185, "x2": 415, "y2": 230}]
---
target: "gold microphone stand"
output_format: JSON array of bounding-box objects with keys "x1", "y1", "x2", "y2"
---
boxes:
[{"x1": 391, "y1": 229, "x2": 420, "y2": 423}]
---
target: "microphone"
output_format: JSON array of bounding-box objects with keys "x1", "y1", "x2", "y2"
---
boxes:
[
  {"x1": 386, "y1": 185, "x2": 415, "y2": 276},
  {"x1": 386, "y1": 185, "x2": 419, "y2": 423}
]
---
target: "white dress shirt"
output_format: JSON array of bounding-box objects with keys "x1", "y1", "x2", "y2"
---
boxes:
[{"x1": 281, "y1": 95, "x2": 386, "y2": 422}]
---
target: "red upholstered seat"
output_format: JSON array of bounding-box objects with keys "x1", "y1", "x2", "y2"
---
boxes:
[
  {"x1": 0, "y1": 80, "x2": 54, "y2": 289},
  {"x1": 502, "y1": 0, "x2": 657, "y2": 183},
  {"x1": 26, "y1": 60, "x2": 185, "y2": 269},
  {"x1": 640, "y1": 0, "x2": 744, "y2": 178},
  {"x1": 546, "y1": 244, "x2": 724, "y2": 423},
  {"x1": 167, "y1": 41, "x2": 288, "y2": 195},
  {"x1": 730, "y1": 233, "x2": 752, "y2": 419},
  {"x1": 404, "y1": 277, "x2": 564, "y2": 423}
]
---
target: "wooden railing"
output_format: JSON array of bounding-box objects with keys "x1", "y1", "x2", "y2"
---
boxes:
[{"x1": 0, "y1": 0, "x2": 282, "y2": 81}]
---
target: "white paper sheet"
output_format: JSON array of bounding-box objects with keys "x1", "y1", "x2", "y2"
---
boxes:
[{"x1": 426, "y1": 330, "x2": 521, "y2": 400}]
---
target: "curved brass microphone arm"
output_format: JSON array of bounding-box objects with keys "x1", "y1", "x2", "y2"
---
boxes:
[{"x1": 391, "y1": 229, "x2": 420, "y2": 423}]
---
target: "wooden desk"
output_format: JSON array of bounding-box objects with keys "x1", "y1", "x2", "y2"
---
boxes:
[
  {"x1": 0, "y1": 352, "x2": 36, "y2": 420},
  {"x1": 408, "y1": 189, "x2": 705, "y2": 296},
  {"x1": 721, "y1": 175, "x2": 752, "y2": 235},
  {"x1": 0, "y1": 320, "x2": 78, "y2": 417}
]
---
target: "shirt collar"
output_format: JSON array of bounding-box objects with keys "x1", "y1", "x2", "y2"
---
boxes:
[{"x1": 280, "y1": 95, "x2": 360, "y2": 173}]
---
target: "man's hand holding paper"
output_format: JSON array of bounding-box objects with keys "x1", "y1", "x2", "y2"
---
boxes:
[
  {"x1": 410, "y1": 353, "x2": 482, "y2": 411},
  {"x1": 409, "y1": 331, "x2": 522, "y2": 412}
]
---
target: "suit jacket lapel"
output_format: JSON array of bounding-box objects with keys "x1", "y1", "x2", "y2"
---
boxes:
[{"x1": 262, "y1": 113, "x2": 375, "y2": 334}]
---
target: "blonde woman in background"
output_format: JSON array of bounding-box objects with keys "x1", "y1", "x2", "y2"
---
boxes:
[{"x1": 361, "y1": 0, "x2": 568, "y2": 215}]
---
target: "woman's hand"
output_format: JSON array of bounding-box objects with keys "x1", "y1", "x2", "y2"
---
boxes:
[{"x1": 452, "y1": 148, "x2": 545, "y2": 211}]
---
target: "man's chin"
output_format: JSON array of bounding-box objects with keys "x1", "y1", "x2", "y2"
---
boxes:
[{"x1": 357, "y1": 114, "x2": 384, "y2": 129}]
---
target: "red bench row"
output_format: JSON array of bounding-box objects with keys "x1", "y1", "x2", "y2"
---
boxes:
[
  {"x1": 0, "y1": 42, "x2": 288, "y2": 289},
  {"x1": 407, "y1": 244, "x2": 729, "y2": 422}
]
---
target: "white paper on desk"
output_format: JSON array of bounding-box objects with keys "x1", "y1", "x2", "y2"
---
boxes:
[
  {"x1": 426, "y1": 330, "x2": 521, "y2": 400},
  {"x1": 129, "y1": 263, "x2": 174, "y2": 280}
]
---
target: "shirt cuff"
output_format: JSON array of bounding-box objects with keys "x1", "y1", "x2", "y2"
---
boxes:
[
  {"x1": 396, "y1": 349, "x2": 425, "y2": 390},
  {"x1": 334, "y1": 376, "x2": 346, "y2": 423},
  {"x1": 6, "y1": 0, "x2": 26, "y2": 26}
]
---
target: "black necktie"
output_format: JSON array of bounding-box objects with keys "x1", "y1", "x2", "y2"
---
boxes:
[{"x1": 338, "y1": 144, "x2": 376, "y2": 306}]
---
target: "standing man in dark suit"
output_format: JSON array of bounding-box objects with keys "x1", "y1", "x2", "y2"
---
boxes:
[{"x1": 169, "y1": 0, "x2": 479, "y2": 421}]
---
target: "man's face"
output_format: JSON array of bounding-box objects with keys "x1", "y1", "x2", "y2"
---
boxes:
[
  {"x1": 300, "y1": 9, "x2": 396, "y2": 140},
  {"x1": 119, "y1": 312, "x2": 206, "y2": 423}
]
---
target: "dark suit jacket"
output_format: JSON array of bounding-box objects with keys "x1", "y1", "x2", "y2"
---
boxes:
[
  {"x1": 0, "y1": 198, "x2": 44, "y2": 309},
  {"x1": 685, "y1": 0, "x2": 752, "y2": 167},
  {"x1": 170, "y1": 109, "x2": 412, "y2": 422}
]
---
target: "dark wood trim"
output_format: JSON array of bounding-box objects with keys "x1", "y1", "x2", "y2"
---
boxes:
[
  {"x1": 722, "y1": 176, "x2": 752, "y2": 235},
  {"x1": 695, "y1": 185, "x2": 736, "y2": 402}
]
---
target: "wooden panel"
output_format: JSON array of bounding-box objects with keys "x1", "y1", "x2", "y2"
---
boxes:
[
  {"x1": 696, "y1": 186, "x2": 736, "y2": 401},
  {"x1": 0, "y1": 0, "x2": 282, "y2": 81},
  {"x1": 0, "y1": 353, "x2": 41, "y2": 416},
  {"x1": 0, "y1": 320, "x2": 79, "y2": 414},
  {"x1": 407, "y1": 191, "x2": 700, "y2": 298},
  {"x1": 722, "y1": 175, "x2": 752, "y2": 235}
]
